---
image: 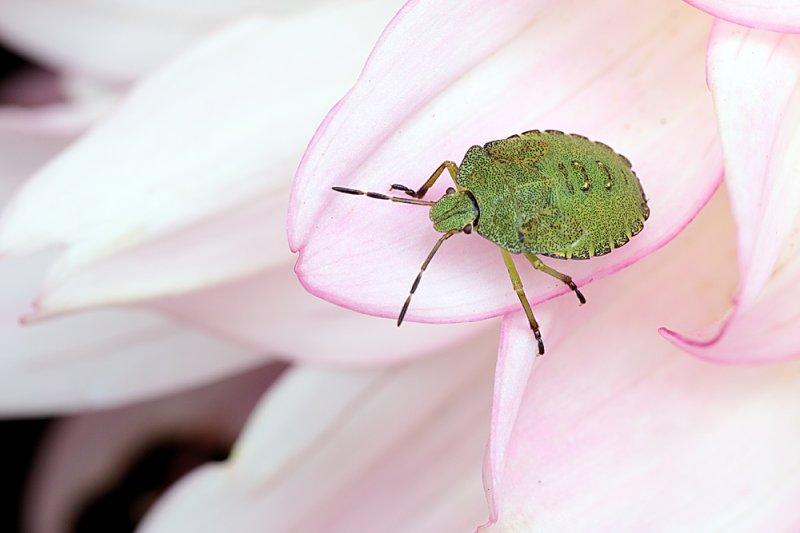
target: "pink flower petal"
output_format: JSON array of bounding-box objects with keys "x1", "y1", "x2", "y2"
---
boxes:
[
  {"x1": 157, "y1": 263, "x2": 490, "y2": 367},
  {"x1": 0, "y1": 80, "x2": 251, "y2": 413},
  {"x1": 138, "y1": 333, "x2": 497, "y2": 532},
  {"x1": 684, "y1": 0, "x2": 800, "y2": 33},
  {"x1": 0, "y1": 4, "x2": 399, "y2": 317},
  {"x1": 0, "y1": 0, "x2": 339, "y2": 83},
  {"x1": 484, "y1": 191, "x2": 800, "y2": 530},
  {"x1": 480, "y1": 314, "x2": 537, "y2": 525},
  {"x1": 663, "y1": 22, "x2": 800, "y2": 363},
  {"x1": 0, "y1": 100, "x2": 102, "y2": 197},
  {"x1": 25, "y1": 364, "x2": 283, "y2": 533},
  {"x1": 0, "y1": 252, "x2": 266, "y2": 414},
  {"x1": 290, "y1": 0, "x2": 722, "y2": 325}
]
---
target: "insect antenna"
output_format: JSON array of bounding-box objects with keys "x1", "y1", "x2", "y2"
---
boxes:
[
  {"x1": 397, "y1": 229, "x2": 460, "y2": 326},
  {"x1": 332, "y1": 186, "x2": 436, "y2": 207}
]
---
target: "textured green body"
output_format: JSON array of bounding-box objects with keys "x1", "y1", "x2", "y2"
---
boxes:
[{"x1": 456, "y1": 130, "x2": 649, "y2": 259}]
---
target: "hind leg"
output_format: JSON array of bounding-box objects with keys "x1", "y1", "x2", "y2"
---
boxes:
[{"x1": 524, "y1": 253, "x2": 585, "y2": 305}]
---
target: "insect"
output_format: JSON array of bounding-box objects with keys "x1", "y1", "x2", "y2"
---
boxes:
[{"x1": 332, "y1": 129, "x2": 649, "y2": 355}]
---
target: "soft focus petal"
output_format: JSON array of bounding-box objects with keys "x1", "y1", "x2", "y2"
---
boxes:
[
  {"x1": 0, "y1": 64, "x2": 62, "y2": 107},
  {"x1": 290, "y1": 0, "x2": 721, "y2": 324},
  {"x1": 0, "y1": 100, "x2": 103, "y2": 193},
  {"x1": 138, "y1": 331, "x2": 497, "y2": 533},
  {"x1": 0, "y1": 0, "x2": 338, "y2": 83},
  {"x1": 0, "y1": 2, "x2": 400, "y2": 318},
  {"x1": 663, "y1": 22, "x2": 800, "y2": 363},
  {"x1": 25, "y1": 364, "x2": 284, "y2": 533},
  {"x1": 158, "y1": 264, "x2": 490, "y2": 367},
  {"x1": 0, "y1": 77, "x2": 255, "y2": 413},
  {"x1": 484, "y1": 192, "x2": 800, "y2": 530},
  {"x1": 0, "y1": 252, "x2": 266, "y2": 415},
  {"x1": 684, "y1": 0, "x2": 800, "y2": 33}
]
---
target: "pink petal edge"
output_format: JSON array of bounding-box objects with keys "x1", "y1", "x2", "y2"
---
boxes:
[
  {"x1": 477, "y1": 311, "x2": 536, "y2": 530},
  {"x1": 0, "y1": 256, "x2": 267, "y2": 415},
  {"x1": 663, "y1": 21, "x2": 800, "y2": 363},
  {"x1": 684, "y1": 0, "x2": 800, "y2": 33}
]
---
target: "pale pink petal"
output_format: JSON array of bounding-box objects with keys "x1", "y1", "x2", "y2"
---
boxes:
[
  {"x1": 0, "y1": 3, "x2": 400, "y2": 317},
  {"x1": 25, "y1": 364, "x2": 283, "y2": 533},
  {"x1": 483, "y1": 191, "x2": 800, "y2": 530},
  {"x1": 480, "y1": 313, "x2": 537, "y2": 525},
  {"x1": 663, "y1": 22, "x2": 800, "y2": 362},
  {"x1": 684, "y1": 0, "x2": 800, "y2": 33},
  {"x1": 0, "y1": 0, "x2": 338, "y2": 83},
  {"x1": 290, "y1": 0, "x2": 722, "y2": 324},
  {"x1": 0, "y1": 80, "x2": 239, "y2": 413},
  {"x1": 0, "y1": 252, "x2": 266, "y2": 415},
  {"x1": 158, "y1": 263, "x2": 490, "y2": 367},
  {"x1": 138, "y1": 332, "x2": 497, "y2": 533},
  {"x1": 0, "y1": 99, "x2": 104, "y2": 195}
]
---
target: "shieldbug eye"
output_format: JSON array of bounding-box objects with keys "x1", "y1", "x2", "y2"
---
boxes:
[{"x1": 446, "y1": 187, "x2": 456, "y2": 195}]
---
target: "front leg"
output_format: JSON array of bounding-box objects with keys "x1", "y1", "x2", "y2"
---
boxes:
[{"x1": 391, "y1": 160, "x2": 459, "y2": 199}]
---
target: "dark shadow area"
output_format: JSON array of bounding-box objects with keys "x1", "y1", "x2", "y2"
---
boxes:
[
  {"x1": 73, "y1": 437, "x2": 229, "y2": 533},
  {"x1": 0, "y1": 418, "x2": 52, "y2": 533}
]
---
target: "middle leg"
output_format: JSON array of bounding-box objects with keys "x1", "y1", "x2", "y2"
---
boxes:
[{"x1": 501, "y1": 249, "x2": 545, "y2": 356}]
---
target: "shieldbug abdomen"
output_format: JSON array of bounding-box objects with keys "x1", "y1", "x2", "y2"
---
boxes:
[{"x1": 332, "y1": 130, "x2": 650, "y2": 355}]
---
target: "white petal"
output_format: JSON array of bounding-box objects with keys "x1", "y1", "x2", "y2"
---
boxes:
[
  {"x1": 25, "y1": 364, "x2": 284, "y2": 533},
  {"x1": 138, "y1": 331, "x2": 498, "y2": 532}
]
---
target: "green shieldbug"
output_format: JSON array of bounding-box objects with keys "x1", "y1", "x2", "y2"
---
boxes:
[{"x1": 332, "y1": 129, "x2": 650, "y2": 355}]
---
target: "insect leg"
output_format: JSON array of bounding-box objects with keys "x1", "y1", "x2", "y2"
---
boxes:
[
  {"x1": 524, "y1": 254, "x2": 586, "y2": 305},
  {"x1": 391, "y1": 161, "x2": 459, "y2": 199},
  {"x1": 501, "y1": 249, "x2": 545, "y2": 356}
]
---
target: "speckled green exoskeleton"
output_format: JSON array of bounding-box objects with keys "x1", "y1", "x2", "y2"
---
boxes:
[{"x1": 332, "y1": 129, "x2": 650, "y2": 355}]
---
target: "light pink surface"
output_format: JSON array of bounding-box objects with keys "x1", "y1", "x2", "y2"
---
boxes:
[
  {"x1": 2, "y1": 96, "x2": 235, "y2": 415},
  {"x1": 685, "y1": 0, "x2": 800, "y2": 33},
  {"x1": 25, "y1": 364, "x2": 283, "y2": 533},
  {"x1": 0, "y1": 2, "x2": 473, "y2": 414},
  {"x1": 479, "y1": 313, "x2": 537, "y2": 527},
  {"x1": 0, "y1": 74, "x2": 262, "y2": 415},
  {"x1": 158, "y1": 264, "x2": 490, "y2": 367},
  {"x1": 484, "y1": 190, "x2": 800, "y2": 531},
  {"x1": 138, "y1": 333, "x2": 497, "y2": 533},
  {"x1": 290, "y1": 0, "x2": 722, "y2": 324},
  {"x1": 0, "y1": 0, "x2": 339, "y2": 83},
  {"x1": 663, "y1": 21, "x2": 800, "y2": 363},
  {"x1": 0, "y1": 252, "x2": 265, "y2": 414},
  {"x1": 0, "y1": 102, "x2": 96, "y2": 199},
  {"x1": 0, "y1": 4, "x2": 401, "y2": 318}
]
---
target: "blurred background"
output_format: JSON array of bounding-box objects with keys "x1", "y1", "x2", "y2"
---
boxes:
[
  {"x1": 0, "y1": 9, "x2": 295, "y2": 531},
  {"x1": 1, "y1": 42, "x2": 54, "y2": 533}
]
